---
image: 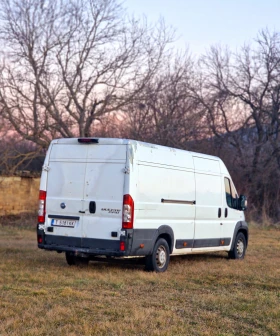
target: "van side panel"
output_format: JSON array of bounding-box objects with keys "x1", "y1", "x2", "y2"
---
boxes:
[{"x1": 132, "y1": 144, "x2": 196, "y2": 254}]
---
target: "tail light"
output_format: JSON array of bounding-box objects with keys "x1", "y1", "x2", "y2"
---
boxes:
[
  {"x1": 120, "y1": 241, "x2": 125, "y2": 251},
  {"x1": 37, "y1": 235, "x2": 43, "y2": 244},
  {"x1": 38, "y1": 190, "x2": 46, "y2": 223},
  {"x1": 122, "y1": 194, "x2": 134, "y2": 229}
]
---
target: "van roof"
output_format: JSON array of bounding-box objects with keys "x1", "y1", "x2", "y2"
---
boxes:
[
  {"x1": 51, "y1": 137, "x2": 221, "y2": 162},
  {"x1": 52, "y1": 137, "x2": 131, "y2": 145}
]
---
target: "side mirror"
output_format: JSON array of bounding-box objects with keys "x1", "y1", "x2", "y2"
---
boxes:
[{"x1": 238, "y1": 195, "x2": 247, "y2": 211}]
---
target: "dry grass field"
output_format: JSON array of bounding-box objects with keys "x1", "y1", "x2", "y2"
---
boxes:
[{"x1": 0, "y1": 218, "x2": 280, "y2": 335}]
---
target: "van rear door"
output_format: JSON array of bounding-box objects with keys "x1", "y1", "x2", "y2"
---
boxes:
[
  {"x1": 82, "y1": 144, "x2": 126, "y2": 249},
  {"x1": 45, "y1": 141, "x2": 126, "y2": 251},
  {"x1": 45, "y1": 144, "x2": 88, "y2": 247}
]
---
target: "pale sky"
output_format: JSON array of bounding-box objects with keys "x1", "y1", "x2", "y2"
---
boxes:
[{"x1": 124, "y1": 0, "x2": 280, "y2": 56}]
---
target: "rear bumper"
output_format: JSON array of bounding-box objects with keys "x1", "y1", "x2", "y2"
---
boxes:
[
  {"x1": 37, "y1": 226, "x2": 158, "y2": 257},
  {"x1": 38, "y1": 243, "x2": 127, "y2": 257},
  {"x1": 37, "y1": 228, "x2": 129, "y2": 257}
]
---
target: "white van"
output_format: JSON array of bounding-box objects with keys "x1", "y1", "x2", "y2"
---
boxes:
[{"x1": 37, "y1": 138, "x2": 248, "y2": 272}]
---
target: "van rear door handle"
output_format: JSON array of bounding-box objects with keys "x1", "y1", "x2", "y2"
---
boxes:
[
  {"x1": 225, "y1": 208, "x2": 228, "y2": 218},
  {"x1": 89, "y1": 201, "x2": 96, "y2": 214},
  {"x1": 218, "y1": 208, "x2": 221, "y2": 218}
]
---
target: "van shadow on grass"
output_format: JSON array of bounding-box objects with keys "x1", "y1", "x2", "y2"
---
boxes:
[{"x1": 62, "y1": 251, "x2": 229, "y2": 272}]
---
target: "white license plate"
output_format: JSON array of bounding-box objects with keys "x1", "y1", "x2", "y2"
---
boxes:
[{"x1": 51, "y1": 219, "x2": 77, "y2": 227}]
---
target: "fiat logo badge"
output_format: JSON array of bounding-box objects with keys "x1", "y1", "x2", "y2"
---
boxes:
[{"x1": 60, "y1": 203, "x2": 66, "y2": 209}]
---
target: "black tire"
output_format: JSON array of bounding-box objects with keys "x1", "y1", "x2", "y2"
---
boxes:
[
  {"x1": 145, "y1": 238, "x2": 170, "y2": 272},
  {"x1": 228, "y1": 232, "x2": 247, "y2": 259},
  {"x1": 66, "y1": 252, "x2": 76, "y2": 265},
  {"x1": 65, "y1": 252, "x2": 89, "y2": 266}
]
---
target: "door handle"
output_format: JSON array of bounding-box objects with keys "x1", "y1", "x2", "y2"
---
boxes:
[
  {"x1": 89, "y1": 201, "x2": 96, "y2": 214},
  {"x1": 225, "y1": 208, "x2": 228, "y2": 218},
  {"x1": 218, "y1": 208, "x2": 221, "y2": 218}
]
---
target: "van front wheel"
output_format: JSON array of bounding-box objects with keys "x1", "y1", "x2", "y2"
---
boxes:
[
  {"x1": 145, "y1": 238, "x2": 170, "y2": 272},
  {"x1": 228, "y1": 232, "x2": 246, "y2": 259}
]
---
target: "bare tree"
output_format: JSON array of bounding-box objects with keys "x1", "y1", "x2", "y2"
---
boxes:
[
  {"x1": 0, "y1": 0, "x2": 173, "y2": 148},
  {"x1": 124, "y1": 53, "x2": 204, "y2": 149},
  {"x1": 0, "y1": 125, "x2": 43, "y2": 176},
  {"x1": 196, "y1": 30, "x2": 280, "y2": 221}
]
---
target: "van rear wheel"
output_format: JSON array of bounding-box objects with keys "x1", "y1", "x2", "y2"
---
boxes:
[
  {"x1": 228, "y1": 232, "x2": 246, "y2": 259},
  {"x1": 65, "y1": 252, "x2": 89, "y2": 266},
  {"x1": 145, "y1": 238, "x2": 170, "y2": 272},
  {"x1": 66, "y1": 252, "x2": 76, "y2": 265}
]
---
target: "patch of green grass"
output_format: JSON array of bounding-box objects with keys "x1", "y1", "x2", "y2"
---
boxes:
[{"x1": 0, "y1": 225, "x2": 280, "y2": 335}]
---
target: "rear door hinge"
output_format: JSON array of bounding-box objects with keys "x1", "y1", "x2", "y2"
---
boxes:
[
  {"x1": 123, "y1": 167, "x2": 130, "y2": 174},
  {"x1": 42, "y1": 164, "x2": 50, "y2": 172}
]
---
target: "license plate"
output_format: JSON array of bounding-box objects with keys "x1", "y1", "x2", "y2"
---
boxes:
[{"x1": 51, "y1": 219, "x2": 77, "y2": 227}]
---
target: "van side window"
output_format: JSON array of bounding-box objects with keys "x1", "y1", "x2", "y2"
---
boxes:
[{"x1": 224, "y1": 177, "x2": 237, "y2": 209}]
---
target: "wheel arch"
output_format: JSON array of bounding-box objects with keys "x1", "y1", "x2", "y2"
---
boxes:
[
  {"x1": 231, "y1": 221, "x2": 249, "y2": 250},
  {"x1": 152, "y1": 225, "x2": 174, "y2": 254},
  {"x1": 238, "y1": 228, "x2": 248, "y2": 247}
]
